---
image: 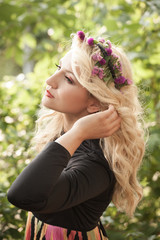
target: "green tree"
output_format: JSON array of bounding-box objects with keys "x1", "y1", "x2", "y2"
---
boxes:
[{"x1": 0, "y1": 0, "x2": 160, "y2": 239}]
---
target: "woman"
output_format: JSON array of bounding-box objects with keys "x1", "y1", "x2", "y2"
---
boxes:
[{"x1": 7, "y1": 31, "x2": 145, "y2": 240}]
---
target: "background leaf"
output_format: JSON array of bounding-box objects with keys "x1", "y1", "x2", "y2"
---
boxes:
[{"x1": 0, "y1": 0, "x2": 160, "y2": 239}]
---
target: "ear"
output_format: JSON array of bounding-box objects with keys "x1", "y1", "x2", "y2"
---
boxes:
[{"x1": 87, "y1": 97, "x2": 101, "y2": 113}]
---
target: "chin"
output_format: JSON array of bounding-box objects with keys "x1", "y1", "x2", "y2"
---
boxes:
[{"x1": 42, "y1": 97, "x2": 54, "y2": 110}]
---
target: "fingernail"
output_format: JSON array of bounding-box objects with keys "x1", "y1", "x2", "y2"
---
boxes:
[{"x1": 109, "y1": 104, "x2": 114, "y2": 109}]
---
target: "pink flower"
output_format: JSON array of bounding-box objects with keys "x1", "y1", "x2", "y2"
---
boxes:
[
  {"x1": 99, "y1": 58, "x2": 106, "y2": 65},
  {"x1": 92, "y1": 66, "x2": 99, "y2": 75},
  {"x1": 114, "y1": 63, "x2": 122, "y2": 71},
  {"x1": 127, "y1": 79, "x2": 133, "y2": 85},
  {"x1": 92, "y1": 53, "x2": 103, "y2": 61},
  {"x1": 105, "y1": 48, "x2": 112, "y2": 56},
  {"x1": 115, "y1": 76, "x2": 126, "y2": 84},
  {"x1": 98, "y1": 69, "x2": 105, "y2": 79},
  {"x1": 112, "y1": 53, "x2": 119, "y2": 59},
  {"x1": 106, "y1": 40, "x2": 112, "y2": 48},
  {"x1": 92, "y1": 66, "x2": 105, "y2": 79},
  {"x1": 87, "y1": 38, "x2": 94, "y2": 46},
  {"x1": 99, "y1": 38, "x2": 105, "y2": 43},
  {"x1": 77, "y1": 31, "x2": 85, "y2": 40},
  {"x1": 117, "y1": 62, "x2": 122, "y2": 71}
]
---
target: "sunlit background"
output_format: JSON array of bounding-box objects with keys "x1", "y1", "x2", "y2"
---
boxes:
[{"x1": 0, "y1": 0, "x2": 160, "y2": 239}]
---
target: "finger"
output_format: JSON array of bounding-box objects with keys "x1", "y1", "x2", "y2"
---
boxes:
[
  {"x1": 108, "y1": 117, "x2": 121, "y2": 131},
  {"x1": 104, "y1": 109, "x2": 120, "y2": 125},
  {"x1": 108, "y1": 110, "x2": 119, "y2": 122},
  {"x1": 101, "y1": 105, "x2": 114, "y2": 118},
  {"x1": 108, "y1": 104, "x2": 115, "y2": 113},
  {"x1": 106, "y1": 123, "x2": 121, "y2": 137},
  {"x1": 100, "y1": 105, "x2": 120, "y2": 124},
  {"x1": 112, "y1": 116, "x2": 121, "y2": 126}
]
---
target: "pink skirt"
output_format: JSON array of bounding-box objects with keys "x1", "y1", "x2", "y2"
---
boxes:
[{"x1": 25, "y1": 212, "x2": 109, "y2": 240}]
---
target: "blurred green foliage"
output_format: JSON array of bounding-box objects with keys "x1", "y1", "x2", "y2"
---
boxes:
[{"x1": 0, "y1": 0, "x2": 160, "y2": 239}]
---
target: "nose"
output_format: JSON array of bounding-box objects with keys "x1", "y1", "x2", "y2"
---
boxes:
[{"x1": 46, "y1": 72, "x2": 59, "y2": 89}]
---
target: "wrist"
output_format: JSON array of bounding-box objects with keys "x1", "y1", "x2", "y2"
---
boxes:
[
  {"x1": 71, "y1": 123, "x2": 86, "y2": 142},
  {"x1": 55, "y1": 127, "x2": 84, "y2": 156}
]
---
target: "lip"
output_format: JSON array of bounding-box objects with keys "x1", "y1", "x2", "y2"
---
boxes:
[{"x1": 45, "y1": 90, "x2": 54, "y2": 98}]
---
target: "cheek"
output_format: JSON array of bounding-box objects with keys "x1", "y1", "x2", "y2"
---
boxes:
[
  {"x1": 72, "y1": 88, "x2": 88, "y2": 100},
  {"x1": 64, "y1": 89, "x2": 88, "y2": 106},
  {"x1": 72, "y1": 93, "x2": 89, "y2": 109}
]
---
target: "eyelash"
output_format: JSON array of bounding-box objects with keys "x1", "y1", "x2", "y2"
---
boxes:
[
  {"x1": 55, "y1": 64, "x2": 61, "y2": 70},
  {"x1": 55, "y1": 64, "x2": 74, "y2": 84}
]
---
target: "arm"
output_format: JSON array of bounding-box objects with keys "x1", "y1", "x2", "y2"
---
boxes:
[
  {"x1": 7, "y1": 140, "x2": 112, "y2": 213},
  {"x1": 7, "y1": 105, "x2": 119, "y2": 212},
  {"x1": 56, "y1": 105, "x2": 121, "y2": 156},
  {"x1": 7, "y1": 142, "x2": 71, "y2": 211}
]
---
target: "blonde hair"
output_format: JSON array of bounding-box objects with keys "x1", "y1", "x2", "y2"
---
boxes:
[{"x1": 33, "y1": 33, "x2": 146, "y2": 217}]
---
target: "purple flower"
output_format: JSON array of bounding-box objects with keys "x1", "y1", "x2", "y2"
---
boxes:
[
  {"x1": 87, "y1": 38, "x2": 94, "y2": 46},
  {"x1": 127, "y1": 79, "x2": 133, "y2": 85},
  {"x1": 106, "y1": 40, "x2": 112, "y2": 48},
  {"x1": 115, "y1": 76, "x2": 126, "y2": 84},
  {"x1": 92, "y1": 53, "x2": 103, "y2": 61},
  {"x1": 105, "y1": 48, "x2": 112, "y2": 56},
  {"x1": 99, "y1": 38, "x2": 105, "y2": 43},
  {"x1": 77, "y1": 31, "x2": 85, "y2": 40},
  {"x1": 99, "y1": 58, "x2": 106, "y2": 65}
]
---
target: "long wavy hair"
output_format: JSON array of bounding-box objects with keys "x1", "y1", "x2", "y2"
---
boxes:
[{"x1": 32, "y1": 33, "x2": 146, "y2": 217}]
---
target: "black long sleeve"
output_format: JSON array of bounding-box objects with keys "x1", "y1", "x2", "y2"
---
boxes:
[
  {"x1": 7, "y1": 142, "x2": 71, "y2": 211},
  {"x1": 7, "y1": 139, "x2": 116, "y2": 231}
]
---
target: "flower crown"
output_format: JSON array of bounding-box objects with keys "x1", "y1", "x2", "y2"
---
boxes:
[{"x1": 77, "y1": 31, "x2": 132, "y2": 90}]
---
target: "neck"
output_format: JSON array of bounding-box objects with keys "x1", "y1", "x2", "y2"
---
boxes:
[
  {"x1": 63, "y1": 112, "x2": 88, "y2": 132},
  {"x1": 63, "y1": 114, "x2": 78, "y2": 132}
]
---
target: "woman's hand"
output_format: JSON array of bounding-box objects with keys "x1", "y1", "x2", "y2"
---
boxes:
[
  {"x1": 73, "y1": 105, "x2": 121, "y2": 141},
  {"x1": 56, "y1": 105, "x2": 121, "y2": 156}
]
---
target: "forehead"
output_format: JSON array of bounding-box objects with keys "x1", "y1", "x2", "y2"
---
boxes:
[{"x1": 60, "y1": 51, "x2": 72, "y2": 69}]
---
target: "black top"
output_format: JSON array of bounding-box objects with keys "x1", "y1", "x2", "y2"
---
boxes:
[{"x1": 7, "y1": 139, "x2": 116, "y2": 231}]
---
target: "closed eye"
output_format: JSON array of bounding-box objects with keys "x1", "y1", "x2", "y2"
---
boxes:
[
  {"x1": 65, "y1": 76, "x2": 74, "y2": 84},
  {"x1": 55, "y1": 64, "x2": 74, "y2": 84}
]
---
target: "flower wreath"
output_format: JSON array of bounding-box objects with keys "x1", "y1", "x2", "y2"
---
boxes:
[{"x1": 77, "y1": 31, "x2": 132, "y2": 90}]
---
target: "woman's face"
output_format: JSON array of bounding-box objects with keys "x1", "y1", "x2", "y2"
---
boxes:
[{"x1": 42, "y1": 51, "x2": 91, "y2": 119}]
